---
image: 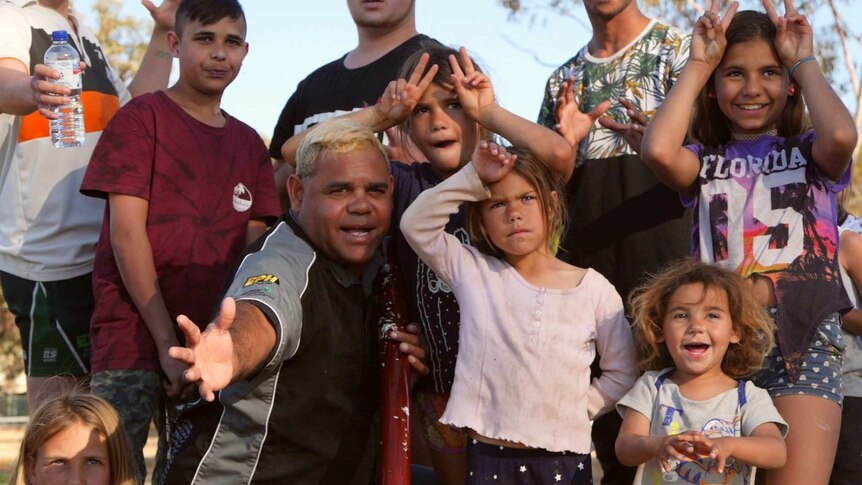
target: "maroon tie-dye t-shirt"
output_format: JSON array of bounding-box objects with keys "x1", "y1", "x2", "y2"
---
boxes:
[{"x1": 82, "y1": 91, "x2": 280, "y2": 372}]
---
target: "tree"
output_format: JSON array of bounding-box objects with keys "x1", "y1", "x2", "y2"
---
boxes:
[
  {"x1": 0, "y1": 292, "x2": 23, "y2": 393},
  {"x1": 86, "y1": 0, "x2": 152, "y2": 82},
  {"x1": 499, "y1": 0, "x2": 862, "y2": 214}
]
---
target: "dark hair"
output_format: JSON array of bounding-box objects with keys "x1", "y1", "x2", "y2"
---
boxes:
[
  {"x1": 175, "y1": 0, "x2": 246, "y2": 37},
  {"x1": 397, "y1": 40, "x2": 494, "y2": 155},
  {"x1": 628, "y1": 259, "x2": 775, "y2": 379},
  {"x1": 691, "y1": 10, "x2": 809, "y2": 145},
  {"x1": 465, "y1": 146, "x2": 567, "y2": 257}
]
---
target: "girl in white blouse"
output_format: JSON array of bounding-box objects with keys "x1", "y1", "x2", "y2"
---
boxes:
[{"x1": 401, "y1": 142, "x2": 638, "y2": 484}]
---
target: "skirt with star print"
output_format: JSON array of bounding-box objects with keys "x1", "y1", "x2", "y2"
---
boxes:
[{"x1": 466, "y1": 439, "x2": 592, "y2": 484}]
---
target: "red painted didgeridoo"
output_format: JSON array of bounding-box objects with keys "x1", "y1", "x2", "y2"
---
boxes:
[{"x1": 378, "y1": 244, "x2": 412, "y2": 484}]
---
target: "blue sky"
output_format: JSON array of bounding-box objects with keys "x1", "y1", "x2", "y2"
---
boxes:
[{"x1": 70, "y1": 0, "x2": 862, "y2": 144}]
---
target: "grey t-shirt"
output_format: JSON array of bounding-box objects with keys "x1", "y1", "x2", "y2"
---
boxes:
[{"x1": 617, "y1": 369, "x2": 788, "y2": 485}]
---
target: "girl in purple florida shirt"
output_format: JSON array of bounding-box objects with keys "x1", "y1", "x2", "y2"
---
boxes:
[{"x1": 639, "y1": 1, "x2": 856, "y2": 483}]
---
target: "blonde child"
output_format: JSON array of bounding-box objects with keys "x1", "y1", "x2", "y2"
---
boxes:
[
  {"x1": 616, "y1": 259, "x2": 787, "y2": 484},
  {"x1": 10, "y1": 392, "x2": 135, "y2": 485},
  {"x1": 400, "y1": 143, "x2": 636, "y2": 484},
  {"x1": 281, "y1": 41, "x2": 572, "y2": 484},
  {"x1": 639, "y1": 0, "x2": 856, "y2": 482}
]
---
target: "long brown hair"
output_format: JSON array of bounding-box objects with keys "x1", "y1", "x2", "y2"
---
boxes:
[
  {"x1": 465, "y1": 147, "x2": 567, "y2": 257},
  {"x1": 11, "y1": 392, "x2": 135, "y2": 485},
  {"x1": 629, "y1": 259, "x2": 775, "y2": 379},
  {"x1": 691, "y1": 10, "x2": 809, "y2": 146}
]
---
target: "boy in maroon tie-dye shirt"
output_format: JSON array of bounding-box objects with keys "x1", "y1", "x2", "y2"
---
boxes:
[{"x1": 80, "y1": 1, "x2": 279, "y2": 481}]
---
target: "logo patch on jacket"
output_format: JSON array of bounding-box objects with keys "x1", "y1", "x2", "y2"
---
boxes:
[{"x1": 243, "y1": 274, "x2": 279, "y2": 286}]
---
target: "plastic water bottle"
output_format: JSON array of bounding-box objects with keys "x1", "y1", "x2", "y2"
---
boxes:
[{"x1": 44, "y1": 30, "x2": 84, "y2": 148}]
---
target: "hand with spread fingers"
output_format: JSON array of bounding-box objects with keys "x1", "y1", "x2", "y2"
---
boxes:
[
  {"x1": 597, "y1": 98, "x2": 649, "y2": 154},
  {"x1": 169, "y1": 297, "x2": 238, "y2": 402},
  {"x1": 142, "y1": 0, "x2": 180, "y2": 31},
  {"x1": 373, "y1": 52, "x2": 438, "y2": 130},
  {"x1": 763, "y1": 0, "x2": 813, "y2": 69},
  {"x1": 449, "y1": 46, "x2": 497, "y2": 124},
  {"x1": 473, "y1": 141, "x2": 517, "y2": 186},
  {"x1": 554, "y1": 76, "x2": 611, "y2": 149},
  {"x1": 690, "y1": 0, "x2": 739, "y2": 69}
]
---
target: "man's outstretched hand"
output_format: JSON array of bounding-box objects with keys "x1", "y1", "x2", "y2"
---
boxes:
[{"x1": 169, "y1": 297, "x2": 238, "y2": 402}]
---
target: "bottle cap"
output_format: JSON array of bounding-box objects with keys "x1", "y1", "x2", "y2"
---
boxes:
[{"x1": 51, "y1": 30, "x2": 69, "y2": 42}]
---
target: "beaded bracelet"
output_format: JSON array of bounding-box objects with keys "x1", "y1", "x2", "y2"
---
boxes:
[{"x1": 789, "y1": 55, "x2": 816, "y2": 79}]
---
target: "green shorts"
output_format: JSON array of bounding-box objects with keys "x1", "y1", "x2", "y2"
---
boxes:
[{"x1": 0, "y1": 271, "x2": 91, "y2": 376}]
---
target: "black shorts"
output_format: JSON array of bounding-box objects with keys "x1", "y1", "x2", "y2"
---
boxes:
[
  {"x1": 0, "y1": 271, "x2": 92, "y2": 376},
  {"x1": 467, "y1": 440, "x2": 592, "y2": 484}
]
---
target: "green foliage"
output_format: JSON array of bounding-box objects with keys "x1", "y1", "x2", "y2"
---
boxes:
[
  {"x1": 91, "y1": 0, "x2": 151, "y2": 82},
  {"x1": 0, "y1": 290, "x2": 23, "y2": 393}
]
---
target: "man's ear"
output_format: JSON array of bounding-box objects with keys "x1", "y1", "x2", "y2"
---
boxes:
[
  {"x1": 287, "y1": 174, "x2": 304, "y2": 213},
  {"x1": 167, "y1": 30, "x2": 181, "y2": 57}
]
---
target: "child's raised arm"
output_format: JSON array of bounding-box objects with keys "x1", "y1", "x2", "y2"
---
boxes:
[
  {"x1": 641, "y1": 0, "x2": 738, "y2": 194},
  {"x1": 279, "y1": 53, "x2": 439, "y2": 167},
  {"x1": 400, "y1": 142, "x2": 515, "y2": 285},
  {"x1": 448, "y1": 48, "x2": 574, "y2": 181},
  {"x1": 764, "y1": 0, "x2": 856, "y2": 181}
]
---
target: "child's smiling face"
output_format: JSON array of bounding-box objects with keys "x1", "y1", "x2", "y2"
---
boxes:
[
  {"x1": 660, "y1": 283, "x2": 741, "y2": 380},
  {"x1": 713, "y1": 38, "x2": 791, "y2": 135}
]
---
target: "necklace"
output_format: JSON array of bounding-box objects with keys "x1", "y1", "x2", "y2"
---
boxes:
[{"x1": 732, "y1": 129, "x2": 778, "y2": 141}]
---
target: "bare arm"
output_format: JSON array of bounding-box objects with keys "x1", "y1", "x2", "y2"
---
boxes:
[
  {"x1": 245, "y1": 219, "x2": 268, "y2": 246},
  {"x1": 0, "y1": 61, "x2": 72, "y2": 117},
  {"x1": 640, "y1": 62, "x2": 706, "y2": 193},
  {"x1": 281, "y1": 53, "x2": 438, "y2": 168},
  {"x1": 642, "y1": 1, "x2": 737, "y2": 194},
  {"x1": 795, "y1": 63, "x2": 856, "y2": 180},
  {"x1": 279, "y1": 104, "x2": 393, "y2": 167},
  {"x1": 170, "y1": 297, "x2": 277, "y2": 401},
  {"x1": 478, "y1": 104, "x2": 573, "y2": 181},
  {"x1": 127, "y1": 0, "x2": 178, "y2": 97},
  {"x1": 616, "y1": 408, "x2": 786, "y2": 472},
  {"x1": 616, "y1": 408, "x2": 665, "y2": 466},
  {"x1": 109, "y1": 194, "x2": 187, "y2": 397},
  {"x1": 843, "y1": 309, "x2": 862, "y2": 336},
  {"x1": 764, "y1": 0, "x2": 856, "y2": 181},
  {"x1": 449, "y1": 48, "x2": 573, "y2": 180}
]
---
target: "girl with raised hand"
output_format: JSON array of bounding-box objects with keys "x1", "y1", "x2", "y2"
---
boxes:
[
  {"x1": 616, "y1": 259, "x2": 787, "y2": 484},
  {"x1": 400, "y1": 142, "x2": 636, "y2": 484},
  {"x1": 639, "y1": 0, "x2": 856, "y2": 482}
]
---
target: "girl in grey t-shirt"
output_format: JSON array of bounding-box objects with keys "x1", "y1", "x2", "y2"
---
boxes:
[{"x1": 616, "y1": 260, "x2": 788, "y2": 484}]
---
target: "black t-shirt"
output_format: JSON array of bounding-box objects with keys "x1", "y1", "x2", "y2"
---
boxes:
[{"x1": 269, "y1": 34, "x2": 430, "y2": 159}]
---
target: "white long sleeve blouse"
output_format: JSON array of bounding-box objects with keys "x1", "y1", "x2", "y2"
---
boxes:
[{"x1": 400, "y1": 163, "x2": 638, "y2": 453}]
